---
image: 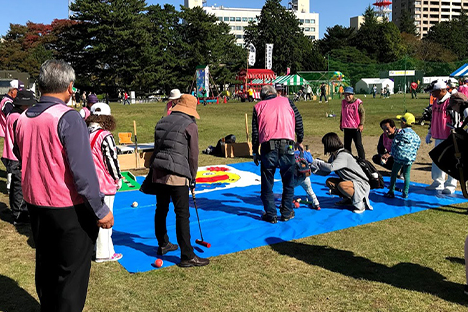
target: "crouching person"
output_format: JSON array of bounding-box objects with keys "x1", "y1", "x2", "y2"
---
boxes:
[{"x1": 312, "y1": 132, "x2": 373, "y2": 214}]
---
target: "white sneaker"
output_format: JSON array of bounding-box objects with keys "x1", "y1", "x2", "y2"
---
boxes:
[
  {"x1": 353, "y1": 207, "x2": 365, "y2": 214},
  {"x1": 442, "y1": 188, "x2": 454, "y2": 194},
  {"x1": 425, "y1": 183, "x2": 443, "y2": 191}
]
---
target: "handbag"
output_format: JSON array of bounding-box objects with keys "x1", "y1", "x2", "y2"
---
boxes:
[
  {"x1": 139, "y1": 122, "x2": 179, "y2": 195},
  {"x1": 429, "y1": 127, "x2": 468, "y2": 198}
]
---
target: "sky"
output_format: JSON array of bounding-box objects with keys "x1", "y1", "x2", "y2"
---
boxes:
[{"x1": 0, "y1": 0, "x2": 377, "y2": 39}]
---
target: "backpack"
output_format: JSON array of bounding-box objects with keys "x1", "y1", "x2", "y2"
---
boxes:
[
  {"x1": 338, "y1": 150, "x2": 384, "y2": 189},
  {"x1": 295, "y1": 151, "x2": 311, "y2": 177}
]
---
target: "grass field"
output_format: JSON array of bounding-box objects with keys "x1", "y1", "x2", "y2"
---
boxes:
[{"x1": 1, "y1": 94, "x2": 468, "y2": 312}]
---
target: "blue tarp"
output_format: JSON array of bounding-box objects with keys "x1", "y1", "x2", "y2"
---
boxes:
[
  {"x1": 450, "y1": 63, "x2": 468, "y2": 77},
  {"x1": 112, "y1": 162, "x2": 468, "y2": 273}
]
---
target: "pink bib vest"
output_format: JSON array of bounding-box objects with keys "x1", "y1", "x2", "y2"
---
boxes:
[
  {"x1": 0, "y1": 97, "x2": 13, "y2": 137},
  {"x1": 254, "y1": 96, "x2": 295, "y2": 144},
  {"x1": 341, "y1": 98, "x2": 362, "y2": 129},
  {"x1": 382, "y1": 133, "x2": 393, "y2": 153},
  {"x1": 82, "y1": 107, "x2": 90, "y2": 120},
  {"x1": 90, "y1": 129, "x2": 118, "y2": 195},
  {"x1": 2, "y1": 112, "x2": 20, "y2": 161},
  {"x1": 431, "y1": 97, "x2": 451, "y2": 140},
  {"x1": 459, "y1": 85, "x2": 468, "y2": 97},
  {"x1": 16, "y1": 104, "x2": 84, "y2": 207}
]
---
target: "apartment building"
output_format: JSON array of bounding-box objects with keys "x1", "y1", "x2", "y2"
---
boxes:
[
  {"x1": 185, "y1": 0, "x2": 319, "y2": 46},
  {"x1": 393, "y1": 0, "x2": 468, "y2": 37}
]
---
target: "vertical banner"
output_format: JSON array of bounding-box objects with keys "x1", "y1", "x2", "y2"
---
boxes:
[
  {"x1": 248, "y1": 43, "x2": 256, "y2": 66},
  {"x1": 286, "y1": 67, "x2": 290, "y2": 75},
  {"x1": 196, "y1": 65, "x2": 210, "y2": 98},
  {"x1": 265, "y1": 43, "x2": 273, "y2": 70}
]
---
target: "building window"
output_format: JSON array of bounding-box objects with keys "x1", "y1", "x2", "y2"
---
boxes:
[
  {"x1": 299, "y1": 19, "x2": 304, "y2": 23},
  {"x1": 311, "y1": 27, "x2": 315, "y2": 32},
  {"x1": 248, "y1": 17, "x2": 253, "y2": 21},
  {"x1": 230, "y1": 17, "x2": 235, "y2": 21},
  {"x1": 305, "y1": 19, "x2": 310, "y2": 23},
  {"x1": 242, "y1": 17, "x2": 248, "y2": 22},
  {"x1": 231, "y1": 26, "x2": 236, "y2": 30},
  {"x1": 304, "y1": 27, "x2": 310, "y2": 31},
  {"x1": 311, "y1": 19, "x2": 315, "y2": 24},
  {"x1": 236, "y1": 26, "x2": 242, "y2": 30},
  {"x1": 218, "y1": 17, "x2": 223, "y2": 21},
  {"x1": 415, "y1": 7, "x2": 421, "y2": 12},
  {"x1": 236, "y1": 35, "x2": 243, "y2": 39},
  {"x1": 236, "y1": 17, "x2": 241, "y2": 21},
  {"x1": 310, "y1": 35, "x2": 315, "y2": 40},
  {"x1": 224, "y1": 17, "x2": 229, "y2": 21},
  {"x1": 414, "y1": 14, "x2": 421, "y2": 18},
  {"x1": 415, "y1": 1, "x2": 421, "y2": 5}
]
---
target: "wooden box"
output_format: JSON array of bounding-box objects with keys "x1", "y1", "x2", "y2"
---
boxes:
[
  {"x1": 118, "y1": 151, "x2": 153, "y2": 170},
  {"x1": 223, "y1": 142, "x2": 252, "y2": 158}
]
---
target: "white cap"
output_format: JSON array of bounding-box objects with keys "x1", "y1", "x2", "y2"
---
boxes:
[
  {"x1": 168, "y1": 89, "x2": 182, "y2": 100},
  {"x1": 90, "y1": 102, "x2": 111, "y2": 116},
  {"x1": 9, "y1": 80, "x2": 23, "y2": 89},
  {"x1": 429, "y1": 80, "x2": 447, "y2": 92}
]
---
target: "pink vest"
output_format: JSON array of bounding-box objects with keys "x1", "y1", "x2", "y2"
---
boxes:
[
  {"x1": 431, "y1": 97, "x2": 451, "y2": 140},
  {"x1": 382, "y1": 133, "x2": 393, "y2": 153},
  {"x1": 16, "y1": 104, "x2": 84, "y2": 207},
  {"x1": 0, "y1": 97, "x2": 12, "y2": 137},
  {"x1": 90, "y1": 129, "x2": 118, "y2": 195},
  {"x1": 82, "y1": 107, "x2": 90, "y2": 120},
  {"x1": 2, "y1": 112, "x2": 20, "y2": 161},
  {"x1": 341, "y1": 99, "x2": 362, "y2": 129},
  {"x1": 458, "y1": 85, "x2": 468, "y2": 97},
  {"x1": 254, "y1": 96, "x2": 295, "y2": 144}
]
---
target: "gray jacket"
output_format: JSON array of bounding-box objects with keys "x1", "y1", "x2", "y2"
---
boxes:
[{"x1": 314, "y1": 148, "x2": 371, "y2": 210}]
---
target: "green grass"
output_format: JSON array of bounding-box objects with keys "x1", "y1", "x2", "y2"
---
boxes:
[{"x1": 1, "y1": 94, "x2": 468, "y2": 312}]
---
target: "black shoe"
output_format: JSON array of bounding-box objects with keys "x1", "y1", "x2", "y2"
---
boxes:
[
  {"x1": 178, "y1": 255, "x2": 210, "y2": 267},
  {"x1": 156, "y1": 242, "x2": 179, "y2": 255},
  {"x1": 280, "y1": 210, "x2": 295, "y2": 222},
  {"x1": 261, "y1": 214, "x2": 277, "y2": 224}
]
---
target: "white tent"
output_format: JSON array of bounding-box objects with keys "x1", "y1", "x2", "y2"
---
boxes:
[{"x1": 355, "y1": 78, "x2": 394, "y2": 94}]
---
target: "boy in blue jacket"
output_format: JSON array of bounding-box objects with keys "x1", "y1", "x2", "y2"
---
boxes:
[
  {"x1": 294, "y1": 147, "x2": 321, "y2": 209},
  {"x1": 384, "y1": 113, "x2": 421, "y2": 198}
]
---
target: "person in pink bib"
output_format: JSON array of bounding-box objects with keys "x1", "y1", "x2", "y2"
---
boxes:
[
  {"x1": 86, "y1": 103, "x2": 123, "y2": 263},
  {"x1": 424, "y1": 80, "x2": 458, "y2": 194},
  {"x1": 1, "y1": 90, "x2": 36, "y2": 225},
  {"x1": 14, "y1": 59, "x2": 113, "y2": 312},
  {"x1": 79, "y1": 93, "x2": 98, "y2": 120},
  {"x1": 340, "y1": 86, "x2": 366, "y2": 159}
]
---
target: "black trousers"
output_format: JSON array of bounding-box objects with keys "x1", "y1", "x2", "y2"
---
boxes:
[
  {"x1": 8, "y1": 160, "x2": 27, "y2": 219},
  {"x1": 343, "y1": 128, "x2": 365, "y2": 159},
  {"x1": 372, "y1": 154, "x2": 394, "y2": 170},
  {"x1": 28, "y1": 203, "x2": 98, "y2": 312},
  {"x1": 155, "y1": 184, "x2": 195, "y2": 261}
]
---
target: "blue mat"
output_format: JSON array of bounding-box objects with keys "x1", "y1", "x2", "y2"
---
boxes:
[{"x1": 112, "y1": 162, "x2": 468, "y2": 273}]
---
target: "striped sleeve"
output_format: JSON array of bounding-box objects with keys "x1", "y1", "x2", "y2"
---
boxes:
[
  {"x1": 288, "y1": 98, "x2": 303, "y2": 143},
  {"x1": 101, "y1": 134, "x2": 122, "y2": 181}
]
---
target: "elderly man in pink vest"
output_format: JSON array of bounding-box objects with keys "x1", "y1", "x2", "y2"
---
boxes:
[
  {"x1": 15, "y1": 59, "x2": 114, "y2": 312},
  {"x1": 252, "y1": 84, "x2": 304, "y2": 223},
  {"x1": 424, "y1": 80, "x2": 458, "y2": 194}
]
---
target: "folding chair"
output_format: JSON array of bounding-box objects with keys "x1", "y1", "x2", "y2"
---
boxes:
[{"x1": 118, "y1": 132, "x2": 133, "y2": 145}]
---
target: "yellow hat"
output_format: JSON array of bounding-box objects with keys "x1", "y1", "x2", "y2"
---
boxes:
[{"x1": 396, "y1": 112, "x2": 415, "y2": 125}]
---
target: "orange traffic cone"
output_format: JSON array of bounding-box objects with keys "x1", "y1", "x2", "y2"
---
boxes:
[
  {"x1": 223, "y1": 96, "x2": 227, "y2": 103},
  {"x1": 197, "y1": 97, "x2": 200, "y2": 105},
  {"x1": 216, "y1": 97, "x2": 219, "y2": 104}
]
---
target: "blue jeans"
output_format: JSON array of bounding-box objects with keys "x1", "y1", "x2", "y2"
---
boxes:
[{"x1": 260, "y1": 140, "x2": 295, "y2": 219}]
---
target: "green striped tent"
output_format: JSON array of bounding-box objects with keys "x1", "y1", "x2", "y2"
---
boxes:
[{"x1": 274, "y1": 75, "x2": 310, "y2": 86}]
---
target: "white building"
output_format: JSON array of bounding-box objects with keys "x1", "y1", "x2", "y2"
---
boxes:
[
  {"x1": 355, "y1": 78, "x2": 394, "y2": 94},
  {"x1": 185, "y1": 0, "x2": 319, "y2": 46},
  {"x1": 393, "y1": 0, "x2": 468, "y2": 38}
]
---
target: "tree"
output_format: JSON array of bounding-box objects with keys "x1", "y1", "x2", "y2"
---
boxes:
[
  {"x1": 356, "y1": 6, "x2": 404, "y2": 62},
  {"x1": 68, "y1": 0, "x2": 151, "y2": 93},
  {"x1": 177, "y1": 7, "x2": 245, "y2": 93},
  {"x1": 425, "y1": 9, "x2": 468, "y2": 59},
  {"x1": 318, "y1": 25, "x2": 356, "y2": 55},
  {"x1": 398, "y1": 10, "x2": 418, "y2": 36},
  {"x1": 244, "y1": 0, "x2": 324, "y2": 73}
]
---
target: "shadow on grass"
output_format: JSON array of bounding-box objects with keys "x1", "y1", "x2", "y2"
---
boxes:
[
  {"x1": 0, "y1": 203, "x2": 35, "y2": 248},
  {"x1": 446, "y1": 257, "x2": 465, "y2": 265},
  {"x1": 0, "y1": 274, "x2": 39, "y2": 311},
  {"x1": 267, "y1": 238, "x2": 468, "y2": 306}
]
